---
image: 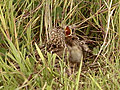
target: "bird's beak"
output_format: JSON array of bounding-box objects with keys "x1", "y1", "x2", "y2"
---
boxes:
[{"x1": 65, "y1": 26, "x2": 72, "y2": 36}]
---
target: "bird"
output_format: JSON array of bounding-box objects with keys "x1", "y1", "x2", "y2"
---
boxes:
[
  {"x1": 65, "y1": 35, "x2": 83, "y2": 64},
  {"x1": 49, "y1": 26, "x2": 66, "y2": 49},
  {"x1": 64, "y1": 26, "x2": 91, "y2": 64},
  {"x1": 36, "y1": 26, "x2": 90, "y2": 64},
  {"x1": 64, "y1": 26, "x2": 84, "y2": 64},
  {"x1": 47, "y1": 26, "x2": 90, "y2": 63},
  {"x1": 46, "y1": 26, "x2": 67, "y2": 58}
]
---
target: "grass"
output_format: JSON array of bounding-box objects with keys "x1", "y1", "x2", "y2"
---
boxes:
[{"x1": 0, "y1": 0, "x2": 120, "y2": 89}]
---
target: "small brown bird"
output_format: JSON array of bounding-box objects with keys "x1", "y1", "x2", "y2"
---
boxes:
[
  {"x1": 65, "y1": 36, "x2": 83, "y2": 63},
  {"x1": 65, "y1": 26, "x2": 83, "y2": 63},
  {"x1": 49, "y1": 26, "x2": 66, "y2": 48},
  {"x1": 47, "y1": 26, "x2": 67, "y2": 58},
  {"x1": 41, "y1": 26, "x2": 90, "y2": 63}
]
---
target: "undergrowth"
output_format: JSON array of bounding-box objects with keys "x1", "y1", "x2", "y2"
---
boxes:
[{"x1": 0, "y1": 0, "x2": 120, "y2": 89}]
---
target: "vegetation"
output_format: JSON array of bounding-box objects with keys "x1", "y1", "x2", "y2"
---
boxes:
[{"x1": 0, "y1": 0, "x2": 120, "y2": 89}]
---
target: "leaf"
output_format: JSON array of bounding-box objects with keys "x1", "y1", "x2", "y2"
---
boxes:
[{"x1": 35, "y1": 43, "x2": 46, "y2": 65}]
